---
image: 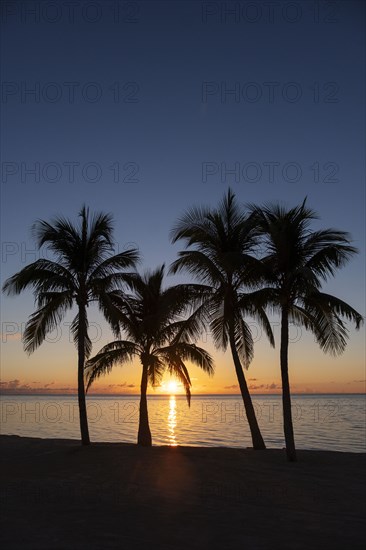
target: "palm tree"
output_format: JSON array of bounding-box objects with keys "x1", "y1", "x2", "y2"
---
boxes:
[
  {"x1": 2, "y1": 206, "x2": 139, "y2": 445},
  {"x1": 85, "y1": 265, "x2": 214, "y2": 446},
  {"x1": 170, "y1": 189, "x2": 274, "y2": 450},
  {"x1": 249, "y1": 199, "x2": 364, "y2": 461}
]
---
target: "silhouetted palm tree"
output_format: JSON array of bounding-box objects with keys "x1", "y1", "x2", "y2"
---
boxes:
[
  {"x1": 2, "y1": 206, "x2": 139, "y2": 445},
  {"x1": 249, "y1": 199, "x2": 363, "y2": 461},
  {"x1": 85, "y1": 265, "x2": 214, "y2": 446},
  {"x1": 170, "y1": 189, "x2": 274, "y2": 450}
]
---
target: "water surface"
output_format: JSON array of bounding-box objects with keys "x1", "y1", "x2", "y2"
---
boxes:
[{"x1": 1, "y1": 394, "x2": 365, "y2": 452}]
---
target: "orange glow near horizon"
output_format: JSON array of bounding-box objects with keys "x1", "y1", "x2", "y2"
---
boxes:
[
  {"x1": 1, "y1": 329, "x2": 365, "y2": 396},
  {"x1": 158, "y1": 377, "x2": 184, "y2": 396}
]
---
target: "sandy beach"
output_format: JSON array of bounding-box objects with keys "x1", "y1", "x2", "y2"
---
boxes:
[{"x1": 1, "y1": 435, "x2": 365, "y2": 550}]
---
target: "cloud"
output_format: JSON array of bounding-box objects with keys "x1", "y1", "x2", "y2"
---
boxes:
[
  {"x1": 0, "y1": 380, "x2": 76, "y2": 394},
  {"x1": 0, "y1": 379, "x2": 32, "y2": 392},
  {"x1": 225, "y1": 382, "x2": 278, "y2": 392},
  {"x1": 107, "y1": 382, "x2": 136, "y2": 389},
  {"x1": 352, "y1": 380, "x2": 366, "y2": 383},
  {"x1": 248, "y1": 383, "x2": 281, "y2": 391},
  {"x1": 0, "y1": 379, "x2": 21, "y2": 389},
  {"x1": 248, "y1": 378, "x2": 257, "y2": 381},
  {"x1": 0, "y1": 378, "x2": 136, "y2": 395}
]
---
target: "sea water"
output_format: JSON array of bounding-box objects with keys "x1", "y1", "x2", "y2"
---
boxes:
[{"x1": 0, "y1": 394, "x2": 365, "y2": 452}]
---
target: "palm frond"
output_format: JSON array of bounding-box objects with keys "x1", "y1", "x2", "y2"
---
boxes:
[
  {"x1": 314, "y1": 293, "x2": 363, "y2": 329},
  {"x1": 158, "y1": 342, "x2": 214, "y2": 405},
  {"x1": 169, "y1": 251, "x2": 223, "y2": 286},
  {"x1": 88, "y1": 250, "x2": 140, "y2": 281},
  {"x1": 95, "y1": 290, "x2": 125, "y2": 338},
  {"x1": 304, "y1": 236, "x2": 358, "y2": 281},
  {"x1": 23, "y1": 291, "x2": 73, "y2": 354},
  {"x1": 2, "y1": 260, "x2": 75, "y2": 295},
  {"x1": 147, "y1": 355, "x2": 165, "y2": 388},
  {"x1": 170, "y1": 204, "x2": 212, "y2": 245},
  {"x1": 300, "y1": 292, "x2": 358, "y2": 355},
  {"x1": 238, "y1": 292, "x2": 275, "y2": 348},
  {"x1": 234, "y1": 315, "x2": 254, "y2": 368},
  {"x1": 85, "y1": 340, "x2": 138, "y2": 390},
  {"x1": 167, "y1": 357, "x2": 192, "y2": 406},
  {"x1": 31, "y1": 217, "x2": 81, "y2": 266}
]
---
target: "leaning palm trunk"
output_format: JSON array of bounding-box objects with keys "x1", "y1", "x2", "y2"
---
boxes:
[
  {"x1": 280, "y1": 307, "x2": 296, "y2": 461},
  {"x1": 78, "y1": 304, "x2": 90, "y2": 445},
  {"x1": 138, "y1": 362, "x2": 152, "y2": 446},
  {"x1": 170, "y1": 189, "x2": 271, "y2": 450},
  {"x1": 229, "y1": 330, "x2": 266, "y2": 450}
]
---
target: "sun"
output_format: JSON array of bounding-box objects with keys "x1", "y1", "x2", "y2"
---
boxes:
[{"x1": 167, "y1": 380, "x2": 178, "y2": 394}]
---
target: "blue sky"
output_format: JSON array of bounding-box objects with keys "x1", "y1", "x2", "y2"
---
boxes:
[{"x1": 1, "y1": 0, "x2": 365, "y2": 394}]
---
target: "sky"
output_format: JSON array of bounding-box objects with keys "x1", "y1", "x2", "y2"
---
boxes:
[{"x1": 1, "y1": 0, "x2": 365, "y2": 396}]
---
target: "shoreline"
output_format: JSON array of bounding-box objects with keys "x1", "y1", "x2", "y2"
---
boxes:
[
  {"x1": 1, "y1": 435, "x2": 365, "y2": 549},
  {"x1": 1, "y1": 433, "x2": 365, "y2": 454}
]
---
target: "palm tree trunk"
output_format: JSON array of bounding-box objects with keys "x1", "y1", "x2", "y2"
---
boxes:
[
  {"x1": 229, "y1": 332, "x2": 266, "y2": 450},
  {"x1": 280, "y1": 306, "x2": 296, "y2": 461},
  {"x1": 138, "y1": 363, "x2": 152, "y2": 446},
  {"x1": 78, "y1": 304, "x2": 90, "y2": 446}
]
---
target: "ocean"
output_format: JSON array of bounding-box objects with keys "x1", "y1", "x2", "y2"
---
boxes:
[{"x1": 1, "y1": 394, "x2": 365, "y2": 452}]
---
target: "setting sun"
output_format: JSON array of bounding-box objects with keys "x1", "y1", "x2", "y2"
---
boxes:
[{"x1": 167, "y1": 380, "x2": 178, "y2": 394}]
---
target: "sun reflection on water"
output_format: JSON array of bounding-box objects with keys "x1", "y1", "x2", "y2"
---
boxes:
[{"x1": 168, "y1": 395, "x2": 177, "y2": 446}]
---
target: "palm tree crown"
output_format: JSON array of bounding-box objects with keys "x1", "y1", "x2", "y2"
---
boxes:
[{"x1": 249, "y1": 199, "x2": 363, "y2": 354}]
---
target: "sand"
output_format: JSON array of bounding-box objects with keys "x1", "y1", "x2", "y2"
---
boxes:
[{"x1": 1, "y1": 435, "x2": 365, "y2": 550}]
